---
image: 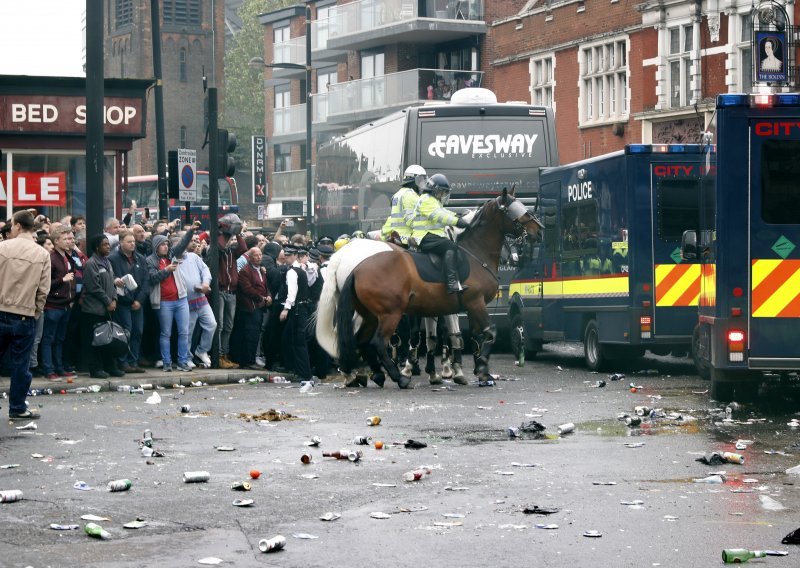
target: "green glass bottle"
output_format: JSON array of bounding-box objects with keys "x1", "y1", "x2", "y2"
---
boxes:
[
  {"x1": 722, "y1": 549, "x2": 767, "y2": 563},
  {"x1": 84, "y1": 522, "x2": 112, "y2": 540}
]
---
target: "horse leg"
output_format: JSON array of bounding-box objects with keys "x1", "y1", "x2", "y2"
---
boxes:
[
  {"x1": 361, "y1": 338, "x2": 386, "y2": 388},
  {"x1": 423, "y1": 317, "x2": 442, "y2": 385},
  {"x1": 443, "y1": 314, "x2": 467, "y2": 385},
  {"x1": 472, "y1": 324, "x2": 497, "y2": 382},
  {"x1": 409, "y1": 316, "x2": 422, "y2": 375},
  {"x1": 370, "y1": 315, "x2": 412, "y2": 389}
]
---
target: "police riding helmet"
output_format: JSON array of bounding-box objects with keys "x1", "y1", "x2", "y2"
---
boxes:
[
  {"x1": 334, "y1": 236, "x2": 350, "y2": 251},
  {"x1": 351, "y1": 230, "x2": 366, "y2": 239},
  {"x1": 402, "y1": 164, "x2": 427, "y2": 192},
  {"x1": 423, "y1": 173, "x2": 451, "y2": 203}
]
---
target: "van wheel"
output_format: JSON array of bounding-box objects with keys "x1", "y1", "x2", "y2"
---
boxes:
[
  {"x1": 692, "y1": 325, "x2": 711, "y2": 380},
  {"x1": 583, "y1": 320, "x2": 607, "y2": 371},
  {"x1": 710, "y1": 368, "x2": 760, "y2": 402}
]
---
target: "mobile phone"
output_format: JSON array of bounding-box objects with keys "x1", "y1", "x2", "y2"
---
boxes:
[
  {"x1": 144, "y1": 207, "x2": 150, "y2": 218},
  {"x1": 284, "y1": 219, "x2": 294, "y2": 227}
]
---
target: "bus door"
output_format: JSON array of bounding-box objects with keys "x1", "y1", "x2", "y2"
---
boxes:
[
  {"x1": 650, "y1": 158, "x2": 706, "y2": 338},
  {"x1": 748, "y1": 123, "x2": 800, "y2": 363}
]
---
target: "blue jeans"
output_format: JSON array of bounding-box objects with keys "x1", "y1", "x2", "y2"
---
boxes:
[
  {"x1": 114, "y1": 303, "x2": 144, "y2": 366},
  {"x1": 41, "y1": 307, "x2": 71, "y2": 375},
  {"x1": 189, "y1": 301, "x2": 217, "y2": 355},
  {"x1": 0, "y1": 312, "x2": 37, "y2": 415},
  {"x1": 157, "y1": 299, "x2": 190, "y2": 366}
]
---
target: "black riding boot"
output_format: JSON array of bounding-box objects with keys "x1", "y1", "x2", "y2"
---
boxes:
[{"x1": 444, "y1": 250, "x2": 467, "y2": 294}]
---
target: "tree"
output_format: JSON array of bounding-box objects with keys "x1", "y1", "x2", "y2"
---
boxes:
[{"x1": 222, "y1": 0, "x2": 294, "y2": 170}]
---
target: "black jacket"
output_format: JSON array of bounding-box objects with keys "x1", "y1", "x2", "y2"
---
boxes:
[{"x1": 108, "y1": 249, "x2": 150, "y2": 305}]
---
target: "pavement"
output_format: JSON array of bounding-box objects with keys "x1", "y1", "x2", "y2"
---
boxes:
[{"x1": 23, "y1": 365, "x2": 298, "y2": 394}]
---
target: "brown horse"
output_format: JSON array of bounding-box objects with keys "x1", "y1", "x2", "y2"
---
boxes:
[{"x1": 315, "y1": 189, "x2": 543, "y2": 388}]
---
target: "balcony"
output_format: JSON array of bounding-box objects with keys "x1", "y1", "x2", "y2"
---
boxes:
[
  {"x1": 325, "y1": 0, "x2": 486, "y2": 52},
  {"x1": 324, "y1": 68, "x2": 483, "y2": 126}
]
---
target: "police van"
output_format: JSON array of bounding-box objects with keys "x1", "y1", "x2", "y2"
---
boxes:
[
  {"x1": 682, "y1": 93, "x2": 800, "y2": 401},
  {"x1": 509, "y1": 144, "x2": 714, "y2": 370}
]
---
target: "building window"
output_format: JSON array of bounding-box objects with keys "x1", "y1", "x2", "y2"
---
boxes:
[
  {"x1": 273, "y1": 24, "x2": 291, "y2": 63},
  {"x1": 163, "y1": 0, "x2": 201, "y2": 26},
  {"x1": 667, "y1": 24, "x2": 693, "y2": 108},
  {"x1": 738, "y1": 13, "x2": 753, "y2": 93},
  {"x1": 116, "y1": 0, "x2": 133, "y2": 29},
  {"x1": 274, "y1": 144, "x2": 291, "y2": 173},
  {"x1": 530, "y1": 55, "x2": 554, "y2": 108},
  {"x1": 179, "y1": 48, "x2": 187, "y2": 82},
  {"x1": 180, "y1": 126, "x2": 187, "y2": 148},
  {"x1": 274, "y1": 84, "x2": 291, "y2": 136},
  {"x1": 580, "y1": 38, "x2": 628, "y2": 125}
]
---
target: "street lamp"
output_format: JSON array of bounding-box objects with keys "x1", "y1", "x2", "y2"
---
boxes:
[{"x1": 250, "y1": 5, "x2": 313, "y2": 238}]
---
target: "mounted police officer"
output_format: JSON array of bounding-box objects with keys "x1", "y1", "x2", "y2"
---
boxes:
[
  {"x1": 410, "y1": 173, "x2": 469, "y2": 294},
  {"x1": 381, "y1": 165, "x2": 427, "y2": 246}
]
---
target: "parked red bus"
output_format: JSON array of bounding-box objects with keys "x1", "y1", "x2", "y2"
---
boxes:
[{"x1": 119, "y1": 172, "x2": 238, "y2": 228}]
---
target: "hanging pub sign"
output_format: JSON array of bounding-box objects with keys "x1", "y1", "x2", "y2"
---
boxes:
[
  {"x1": 756, "y1": 31, "x2": 787, "y2": 82},
  {"x1": 752, "y1": 1, "x2": 791, "y2": 85}
]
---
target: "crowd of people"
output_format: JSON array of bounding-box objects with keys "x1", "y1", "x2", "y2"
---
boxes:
[{"x1": 0, "y1": 206, "x2": 341, "y2": 420}]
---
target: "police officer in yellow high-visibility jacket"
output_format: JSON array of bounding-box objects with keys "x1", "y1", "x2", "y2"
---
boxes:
[
  {"x1": 410, "y1": 173, "x2": 469, "y2": 294},
  {"x1": 381, "y1": 165, "x2": 427, "y2": 245}
]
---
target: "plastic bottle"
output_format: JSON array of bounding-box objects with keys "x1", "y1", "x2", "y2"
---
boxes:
[
  {"x1": 84, "y1": 522, "x2": 111, "y2": 540},
  {"x1": 322, "y1": 450, "x2": 349, "y2": 460},
  {"x1": 258, "y1": 535, "x2": 286, "y2": 553},
  {"x1": 721, "y1": 549, "x2": 767, "y2": 563}
]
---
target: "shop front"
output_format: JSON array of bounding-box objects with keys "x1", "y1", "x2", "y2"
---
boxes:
[{"x1": 0, "y1": 75, "x2": 152, "y2": 222}]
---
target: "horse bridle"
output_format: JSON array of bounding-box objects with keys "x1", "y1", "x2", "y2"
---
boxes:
[{"x1": 497, "y1": 195, "x2": 544, "y2": 239}]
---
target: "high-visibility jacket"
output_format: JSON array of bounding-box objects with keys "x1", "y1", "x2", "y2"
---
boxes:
[
  {"x1": 381, "y1": 186, "x2": 418, "y2": 242},
  {"x1": 410, "y1": 193, "x2": 459, "y2": 240}
]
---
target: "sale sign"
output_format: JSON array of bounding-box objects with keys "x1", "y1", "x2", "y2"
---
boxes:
[{"x1": 0, "y1": 171, "x2": 67, "y2": 207}]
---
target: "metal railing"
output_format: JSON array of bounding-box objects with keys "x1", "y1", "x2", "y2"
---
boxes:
[
  {"x1": 273, "y1": 105, "x2": 307, "y2": 136},
  {"x1": 325, "y1": 68, "x2": 483, "y2": 116}
]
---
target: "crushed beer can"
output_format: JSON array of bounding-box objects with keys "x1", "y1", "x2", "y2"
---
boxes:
[
  {"x1": 366, "y1": 416, "x2": 381, "y2": 426},
  {"x1": 507, "y1": 427, "x2": 520, "y2": 439},
  {"x1": 258, "y1": 535, "x2": 286, "y2": 553},
  {"x1": 183, "y1": 471, "x2": 210, "y2": 483},
  {"x1": 625, "y1": 416, "x2": 642, "y2": 427},
  {"x1": 301, "y1": 453, "x2": 313, "y2": 464},
  {"x1": 347, "y1": 450, "x2": 363, "y2": 462},
  {"x1": 1, "y1": 490, "x2": 23, "y2": 503},
  {"x1": 107, "y1": 479, "x2": 132, "y2": 492},
  {"x1": 230, "y1": 481, "x2": 252, "y2": 491},
  {"x1": 557, "y1": 423, "x2": 575, "y2": 435},
  {"x1": 180, "y1": 405, "x2": 191, "y2": 413},
  {"x1": 352, "y1": 436, "x2": 372, "y2": 445},
  {"x1": 634, "y1": 406, "x2": 652, "y2": 417}
]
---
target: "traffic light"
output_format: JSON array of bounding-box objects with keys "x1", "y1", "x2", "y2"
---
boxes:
[
  {"x1": 167, "y1": 150, "x2": 179, "y2": 199},
  {"x1": 217, "y1": 129, "x2": 237, "y2": 177}
]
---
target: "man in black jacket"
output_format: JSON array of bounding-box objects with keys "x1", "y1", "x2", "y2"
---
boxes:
[{"x1": 109, "y1": 229, "x2": 150, "y2": 373}]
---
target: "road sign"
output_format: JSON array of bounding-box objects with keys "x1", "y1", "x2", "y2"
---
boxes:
[{"x1": 178, "y1": 148, "x2": 197, "y2": 202}]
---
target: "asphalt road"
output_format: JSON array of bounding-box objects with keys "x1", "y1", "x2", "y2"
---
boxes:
[{"x1": 2, "y1": 345, "x2": 799, "y2": 567}]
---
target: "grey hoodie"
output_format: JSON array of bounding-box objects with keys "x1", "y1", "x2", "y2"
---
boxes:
[{"x1": 145, "y1": 230, "x2": 195, "y2": 309}]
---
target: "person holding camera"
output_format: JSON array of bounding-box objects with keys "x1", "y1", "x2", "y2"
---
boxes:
[{"x1": 146, "y1": 223, "x2": 199, "y2": 372}]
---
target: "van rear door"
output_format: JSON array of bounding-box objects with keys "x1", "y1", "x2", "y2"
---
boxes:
[
  {"x1": 748, "y1": 121, "x2": 800, "y2": 366},
  {"x1": 650, "y1": 157, "x2": 707, "y2": 339}
]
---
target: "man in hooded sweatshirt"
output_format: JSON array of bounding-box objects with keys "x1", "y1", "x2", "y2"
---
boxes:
[{"x1": 146, "y1": 222, "x2": 199, "y2": 372}]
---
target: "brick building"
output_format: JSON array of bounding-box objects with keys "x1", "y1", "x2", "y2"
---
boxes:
[
  {"x1": 257, "y1": 0, "x2": 796, "y2": 212},
  {"x1": 104, "y1": 0, "x2": 226, "y2": 176}
]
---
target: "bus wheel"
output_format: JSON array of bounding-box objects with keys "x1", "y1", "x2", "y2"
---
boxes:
[
  {"x1": 510, "y1": 314, "x2": 538, "y2": 363},
  {"x1": 692, "y1": 325, "x2": 711, "y2": 380},
  {"x1": 583, "y1": 320, "x2": 607, "y2": 371}
]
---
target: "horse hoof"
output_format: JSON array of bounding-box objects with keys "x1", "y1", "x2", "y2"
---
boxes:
[
  {"x1": 400, "y1": 361, "x2": 413, "y2": 378},
  {"x1": 411, "y1": 363, "x2": 421, "y2": 376},
  {"x1": 441, "y1": 365, "x2": 454, "y2": 379},
  {"x1": 396, "y1": 375, "x2": 413, "y2": 389},
  {"x1": 454, "y1": 375, "x2": 469, "y2": 386},
  {"x1": 429, "y1": 373, "x2": 443, "y2": 385},
  {"x1": 371, "y1": 373, "x2": 385, "y2": 388},
  {"x1": 345, "y1": 374, "x2": 368, "y2": 388}
]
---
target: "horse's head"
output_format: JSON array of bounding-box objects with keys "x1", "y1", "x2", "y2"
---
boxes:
[{"x1": 495, "y1": 187, "x2": 544, "y2": 241}]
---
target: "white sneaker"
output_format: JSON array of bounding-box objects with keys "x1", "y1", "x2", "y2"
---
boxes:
[
  {"x1": 187, "y1": 360, "x2": 196, "y2": 369},
  {"x1": 155, "y1": 360, "x2": 164, "y2": 368},
  {"x1": 195, "y1": 351, "x2": 211, "y2": 367},
  {"x1": 255, "y1": 356, "x2": 266, "y2": 368}
]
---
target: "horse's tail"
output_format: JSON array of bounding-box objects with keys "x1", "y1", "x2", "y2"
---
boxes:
[
  {"x1": 335, "y1": 272, "x2": 360, "y2": 372},
  {"x1": 315, "y1": 249, "x2": 346, "y2": 358}
]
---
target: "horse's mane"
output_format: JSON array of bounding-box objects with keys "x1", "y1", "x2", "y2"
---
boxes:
[{"x1": 455, "y1": 199, "x2": 493, "y2": 242}]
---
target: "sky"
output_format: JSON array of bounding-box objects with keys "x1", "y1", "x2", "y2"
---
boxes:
[{"x1": 0, "y1": 0, "x2": 85, "y2": 77}]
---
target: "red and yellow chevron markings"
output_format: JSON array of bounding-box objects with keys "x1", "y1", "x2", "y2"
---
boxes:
[
  {"x1": 655, "y1": 264, "x2": 701, "y2": 306},
  {"x1": 751, "y1": 259, "x2": 800, "y2": 318}
]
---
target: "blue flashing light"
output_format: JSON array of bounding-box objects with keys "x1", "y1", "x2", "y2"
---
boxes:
[
  {"x1": 774, "y1": 93, "x2": 800, "y2": 106},
  {"x1": 717, "y1": 94, "x2": 749, "y2": 107},
  {"x1": 668, "y1": 145, "x2": 686, "y2": 153},
  {"x1": 626, "y1": 144, "x2": 652, "y2": 154}
]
